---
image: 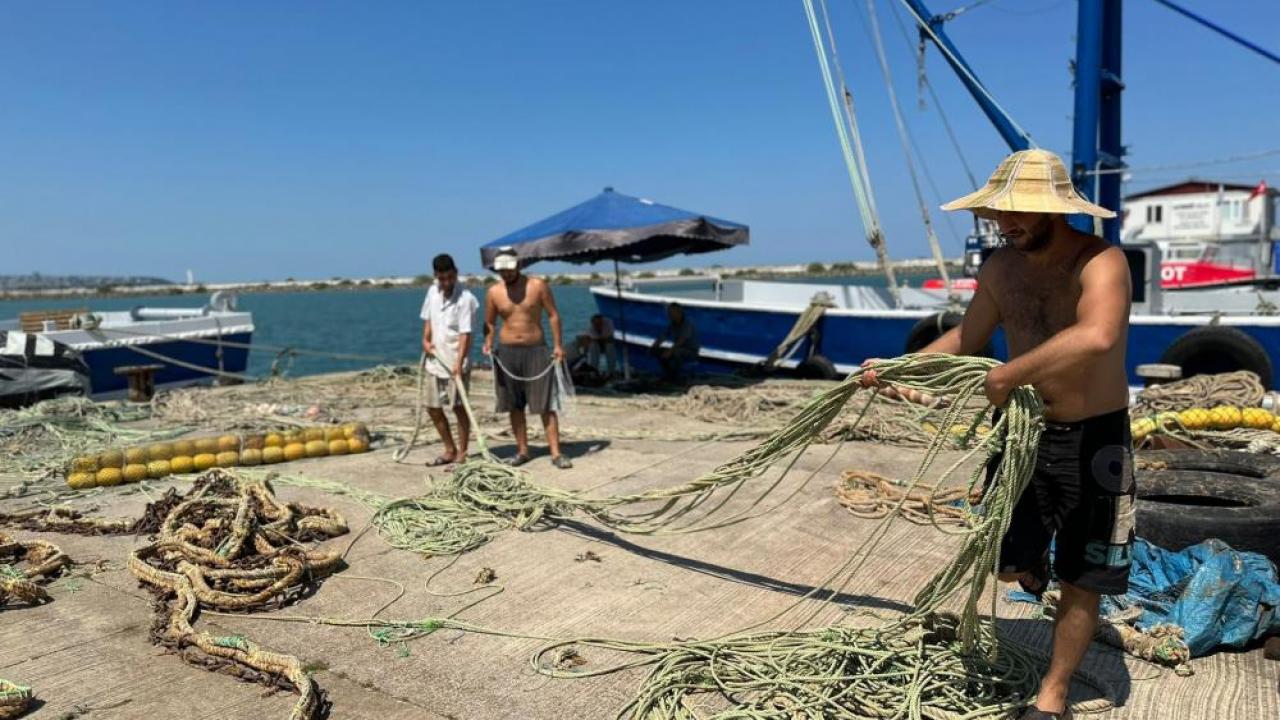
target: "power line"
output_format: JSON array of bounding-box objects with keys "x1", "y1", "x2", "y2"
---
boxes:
[{"x1": 1087, "y1": 147, "x2": 1280, "y2": 176}]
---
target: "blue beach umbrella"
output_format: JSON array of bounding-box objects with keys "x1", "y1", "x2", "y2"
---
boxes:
[
  {"x1": 479, "y1": 187, "x2": 749, "y2": 268},
  {"x1": 480, "y1": 188, "x2": 749, "y2": 378}
]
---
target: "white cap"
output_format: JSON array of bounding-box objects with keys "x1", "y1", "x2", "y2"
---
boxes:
[{"x1": 493, "y1": 249, "x2": 519, "y2": 271}]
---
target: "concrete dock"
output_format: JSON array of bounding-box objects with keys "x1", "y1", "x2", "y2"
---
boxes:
[{"x1": 1, "y1": 372, "x2": 1276, "y2": 719}]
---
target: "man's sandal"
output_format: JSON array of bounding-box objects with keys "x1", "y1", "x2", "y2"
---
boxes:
[
  {"x1": 426, "y1": 455, "x2": 455, "y2": 467},
  {"x1": 552, "y1": 455, "x2": 573, "y2": 469},
  {"x1": 505, "y1": 454, "x2": 531, "y2": 467}
]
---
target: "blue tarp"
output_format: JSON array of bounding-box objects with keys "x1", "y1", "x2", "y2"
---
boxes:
[
  {"x1": 1011, "y1": 538, "x2": 1280, "y2": 656},
  {"x1": 479, "y1": 187, "x2": 748, "y2": 268}
]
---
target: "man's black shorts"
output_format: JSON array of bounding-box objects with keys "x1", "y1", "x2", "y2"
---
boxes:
[{"x1": 987, "y1": 408, "x2": 1136, "y2": 595}]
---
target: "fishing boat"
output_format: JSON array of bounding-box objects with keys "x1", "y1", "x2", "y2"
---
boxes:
[
  {"x1": 0, "y1": 292, "x2": 254, "y2": 401},
  {"x1": 592, "y1": 0, "x2": 1280, "y2": 388}
]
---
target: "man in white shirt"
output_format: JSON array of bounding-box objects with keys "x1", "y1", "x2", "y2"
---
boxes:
[{"x1": 419, "y1": 254, "x2": 479, "y2": 466}]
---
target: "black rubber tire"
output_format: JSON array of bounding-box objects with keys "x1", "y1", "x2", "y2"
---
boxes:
[
  {"x1": 795, "y1": 354, "x2": 839, "y2": 380},
  {"x1": 1135, "y1": 449, "x2": 1280, "y2": 565},
  {"x1": 904, "y1": 312, "x2": 993, "y2": 357},
  {"x1": 1159, "y1": 326, "x2": 1273, "y2": 389}
]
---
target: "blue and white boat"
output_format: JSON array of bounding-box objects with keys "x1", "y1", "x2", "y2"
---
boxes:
[
  {"x1": 594, "y1": 0, "x2": 1280, "y2": 389},
  {"x1": 592, "y1": 259, "x2": 1280, "y2": 388},
  {"x1": 0, "y1": 293, "x2": 254, "y2": 401}
]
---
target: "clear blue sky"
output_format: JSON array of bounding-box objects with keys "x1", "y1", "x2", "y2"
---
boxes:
[{"x1": 1, "y1": 1, "x2": 1277, "y2": 282}]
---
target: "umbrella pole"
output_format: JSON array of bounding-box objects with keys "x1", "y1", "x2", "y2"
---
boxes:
[{"x1": 614, "y1": 259, "x2": 632, "y2": 380}]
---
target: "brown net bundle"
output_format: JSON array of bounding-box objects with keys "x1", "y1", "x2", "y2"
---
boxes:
[
  {"x1": 3, "y1": 470, "x2": 349, "y2": 720},
  {"x1": 835, "y1": 470, "x2": 981, "y2": 526}
]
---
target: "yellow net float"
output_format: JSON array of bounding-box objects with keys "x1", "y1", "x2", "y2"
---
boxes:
[
  {"x1": 1242, "y1": 407, "x2": 1274, "y2": 429},
  {"x1": 64, "y1": 423, "x2": 374, "y2": 487}
]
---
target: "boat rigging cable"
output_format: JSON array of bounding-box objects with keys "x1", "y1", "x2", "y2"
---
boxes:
[
  {"x1": 803, "y1": 0, "x2": 903, "y2": 307},
  {"x1": 1151, "y1": 0, "x2": 1280, "y2": 68},
  {"x1": 895, "y1": 0, "x2": 1038, "y2": 149},
  {"x1": 864, "y1": 0, "x2": 952, "y2": 288}
]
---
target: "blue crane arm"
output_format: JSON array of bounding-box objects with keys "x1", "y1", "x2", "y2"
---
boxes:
[{"x1": 898, "y1": 0, "x2": 1031, "y2": 153}]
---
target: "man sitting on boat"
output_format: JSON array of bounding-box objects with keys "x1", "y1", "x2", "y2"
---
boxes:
[
  {"x1": 482, "y1": 247, "x2": 572, "y2": 469},
  {"x1": 863, "y1": 149, "x2": 1134, "y2": 720},
  {"x1": 650, "y1": 302, "x2": 700, "y2": 383},
  {"x1": 419, "y1": 253, "x2": 479, "y2": 467}
]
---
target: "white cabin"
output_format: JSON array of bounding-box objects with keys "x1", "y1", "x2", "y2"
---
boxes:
[{"x1": 1122, "y1": 179, "x2": 1277, "y2": 244}]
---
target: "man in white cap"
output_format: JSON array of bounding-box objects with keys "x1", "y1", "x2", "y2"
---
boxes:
[
  {"x1": 482, "y1": 247, "x2": 572, "y2": 469},
  {"x1": 864, "y1": 149, "x2": 1133, "y2": 720}
]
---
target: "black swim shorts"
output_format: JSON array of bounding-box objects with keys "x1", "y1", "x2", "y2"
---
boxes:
[{"x1": 987, "y1": 408, "x2": 1136, "y2": 595}]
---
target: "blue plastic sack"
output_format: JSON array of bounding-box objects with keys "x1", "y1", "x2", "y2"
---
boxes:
[
  {"x1": 1009, "y1": 537, "x2": 1280, "y2": 657},
  {"x1": 1102, "y1": 538, "x2": 1280, "y2": 656}
]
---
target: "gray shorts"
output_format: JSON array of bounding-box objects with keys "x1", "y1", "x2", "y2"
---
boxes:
[
  {"x1": 494, "y1": 344, "x2": 554, "y2": 414},
  {"x1": 423, "y1": 372, "x2": 469, "y2": 409}
]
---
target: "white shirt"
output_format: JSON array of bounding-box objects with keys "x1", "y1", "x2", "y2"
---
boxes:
[{"x1": 420, "y1": 284, "x2": 479, "y2": 379}]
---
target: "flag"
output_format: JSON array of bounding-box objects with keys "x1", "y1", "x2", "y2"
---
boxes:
[{"x1": 1248, "y1": 180, "x2": 1268, "y2": 200}]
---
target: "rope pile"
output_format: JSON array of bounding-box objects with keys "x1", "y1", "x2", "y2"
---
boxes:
[
  {"x1": 2, "y1": 470, "x2": 350, "y2": 720},
  {"x1": 836, "y1": 469, "x2": 981, "y2": 526},
  {"x1": 1131, "y1": 370, "x2": 1265, "y2": 416}
]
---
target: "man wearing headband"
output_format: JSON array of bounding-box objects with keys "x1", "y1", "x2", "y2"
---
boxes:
[
  {"x1": 863, "y1": 149, "x2": 1133, "y2": 720},
  {"x1": 482, "y1": 248, "x2": 572, "y2": 469}
]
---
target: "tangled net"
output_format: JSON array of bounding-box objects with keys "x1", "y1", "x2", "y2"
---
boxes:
[
  {"x1": 2, "y1": 470, "x2": 349, "y2": 720},
  {"x1": 0, "y1": 396, "x2": 185, "y2": 479},
  {"x1": 1131, "y1": 370, "x2": 1265, "y2": 416}
]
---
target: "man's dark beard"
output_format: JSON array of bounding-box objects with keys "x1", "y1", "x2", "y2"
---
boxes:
[{"x1": 1016, "y1": 218, "x2": 1054, "y2": 253}]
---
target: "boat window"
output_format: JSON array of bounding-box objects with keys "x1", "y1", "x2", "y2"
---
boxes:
[{"x1": 1146, "y1": 205, "x2": 1163, "y2": 223}]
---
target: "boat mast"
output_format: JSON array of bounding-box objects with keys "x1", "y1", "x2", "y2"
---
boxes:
[{"x1": 1070, "y1": 0, "x2": 1126, "y2": 244}]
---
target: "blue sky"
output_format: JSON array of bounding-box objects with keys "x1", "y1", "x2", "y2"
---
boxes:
[{"x1": 1, "y1": 1, "x2": 1277, "y2": 282}]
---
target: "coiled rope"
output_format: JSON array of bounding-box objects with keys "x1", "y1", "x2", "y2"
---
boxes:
[{"x1": 1131, "y1": 370, "x2": 1265, "y2": 415}]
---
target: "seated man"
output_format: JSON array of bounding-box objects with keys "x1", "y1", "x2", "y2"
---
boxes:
[
  {"x1": 574, "y1": 314, "x2": 617, "y2": 377},
  {"x1": 649, "y1": 302, "x2": 699, "y2": 383}
]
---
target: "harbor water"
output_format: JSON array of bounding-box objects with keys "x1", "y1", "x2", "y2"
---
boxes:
[{"x1": 0, "y1": 273, "x2": 937, "y2": 379}]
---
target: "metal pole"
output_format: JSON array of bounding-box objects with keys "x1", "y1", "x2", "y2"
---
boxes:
[
  {"x1": 614, "y1": 259, "x2": 631, "y2": 380},
  {"x1": 1071, "y1": 0, "x2": 1104, "y2": 237}
]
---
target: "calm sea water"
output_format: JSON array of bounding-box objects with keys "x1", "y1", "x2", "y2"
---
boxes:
[{"x1": 0, "y1": 273, "x2": 936, "y2": 378}]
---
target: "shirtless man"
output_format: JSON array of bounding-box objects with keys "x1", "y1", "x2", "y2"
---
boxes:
[
  {"x1": 864, "y1": 150, "x2": 1134, "y2": 720},
  {"x1": 482, "y1": 248, "x2": 572, "y2": 469}
]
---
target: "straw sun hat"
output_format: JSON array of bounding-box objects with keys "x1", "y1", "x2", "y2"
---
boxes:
[{"x1": 941, "y1": 148, "x2": 1115, "y2": 219}]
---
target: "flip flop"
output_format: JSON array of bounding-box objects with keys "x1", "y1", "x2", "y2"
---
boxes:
[
  {"x1": 552, "y1": 455, "x2": 573, "y2": 470},
  {"x1": 426, "y1": 455, "x2": 455, "y2": 467},
  {"x1": 505, "y1": 454, "x2": 531, "y2": 467}
]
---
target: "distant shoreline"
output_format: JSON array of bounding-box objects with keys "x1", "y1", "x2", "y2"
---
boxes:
[{"x1": 0, "y1": 259, "x2": 961, "y2": 301}]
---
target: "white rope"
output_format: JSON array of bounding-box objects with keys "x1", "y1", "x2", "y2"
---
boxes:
[{"x1": 895, "y1": 0, "x2": 1038, "y2": 148}]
